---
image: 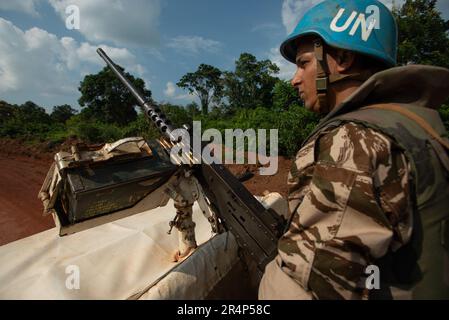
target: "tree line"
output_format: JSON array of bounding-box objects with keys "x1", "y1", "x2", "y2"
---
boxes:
[{"x1": 1, "y1": 0, "x2": 449, "y2": 157}]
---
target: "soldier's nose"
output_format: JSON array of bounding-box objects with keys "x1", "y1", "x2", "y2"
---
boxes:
[{"x1": 291, "y1": 68, "x2": 302, "y2": 88}]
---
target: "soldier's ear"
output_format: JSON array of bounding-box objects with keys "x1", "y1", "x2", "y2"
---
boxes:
[{"x1": 335, "y1": 49, "x2": 356, "y2": 73}]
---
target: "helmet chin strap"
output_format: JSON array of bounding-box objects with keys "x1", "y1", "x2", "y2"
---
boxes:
[
  {"x1": 313, "y1": 39, "x2": 372, "y2": 114},
  {"x1": 313, "y1": 39, "x2": 331, "y2": 114}
]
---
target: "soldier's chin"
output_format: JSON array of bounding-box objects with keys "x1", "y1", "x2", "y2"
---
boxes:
[{"x1": 304, "y1": 98, "x2": 320, "y2": 113}]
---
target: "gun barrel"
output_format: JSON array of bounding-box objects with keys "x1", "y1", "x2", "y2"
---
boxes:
[{"x1": 97, "y1": 48, "x2": 176, "y2": 141}]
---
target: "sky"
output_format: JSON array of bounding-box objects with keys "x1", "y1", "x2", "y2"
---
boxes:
[{"x1": 1, "y1": 0, "x2": 448, "y2": 113}]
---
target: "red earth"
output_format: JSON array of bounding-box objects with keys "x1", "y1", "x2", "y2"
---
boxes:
[
  {"x1": 0, "y1": 139, "x2": 55, "y2": 245},
  {"x1": 0, "y1": 139, "x2": 292, "y2": 246}
]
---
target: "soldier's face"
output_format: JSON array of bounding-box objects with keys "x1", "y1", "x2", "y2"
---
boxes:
[{"x1": 291, "y1": 38, "x2": 319, "y2": 112}]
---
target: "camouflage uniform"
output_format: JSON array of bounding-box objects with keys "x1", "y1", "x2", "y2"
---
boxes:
[
  {"x1": 280, "y1": 122, "x2": 412, "y2": 299},
  {"x1": 259, "y1": 65, "x2": 449, "y2": 300}
]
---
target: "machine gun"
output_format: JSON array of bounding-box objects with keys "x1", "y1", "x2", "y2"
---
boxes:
[
  {"x1": 36, "y1": 49, "x2": 284, "y2": 290},
  {"x1": 96, "y1": 48, "x2": 286, "y2": 280}
]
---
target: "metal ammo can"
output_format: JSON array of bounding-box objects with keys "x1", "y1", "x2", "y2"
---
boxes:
[{"x1": 54, "y1": 138, "x2": 177, "y2": 224}]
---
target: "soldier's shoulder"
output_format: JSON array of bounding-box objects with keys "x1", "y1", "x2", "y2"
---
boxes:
[{"x1": 315, "y1": 121, "x2": 397, "y2": 172}]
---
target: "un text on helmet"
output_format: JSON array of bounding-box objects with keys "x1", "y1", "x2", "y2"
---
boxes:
[{"x1": 330, "y1": 5, "x2": 380, "y2": 41}]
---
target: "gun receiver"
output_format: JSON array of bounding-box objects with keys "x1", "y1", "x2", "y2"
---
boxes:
[{"x1": 96, "y1": 48, "x2": 285, "y2": 278}]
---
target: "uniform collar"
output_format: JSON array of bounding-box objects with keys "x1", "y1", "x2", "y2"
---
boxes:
[{"x1": 321, "y1": 65, "x2": 449, "y2": 123}]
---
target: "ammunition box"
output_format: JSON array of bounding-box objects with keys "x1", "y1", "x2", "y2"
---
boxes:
[{"x1": 61, "y1": 140, "x2": 177, "y2": 224}]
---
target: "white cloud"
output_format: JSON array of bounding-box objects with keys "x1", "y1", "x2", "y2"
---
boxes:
[
  {"x1": 0, "y1": 0, "x2": 40, "y2": 16},
  {"x1": 75, "y1": 42, "x2": 146, "y2": 76},
  {"x1": 167, "y1": 36, "x2": 222, "y2": 55},
  {"x1": 163, "y1": 81, "x2": 196, "y2": 102},
  {"x1": 175, "y1": 92, "x2": 196, "y2": 101},
  {"x1": 268, "y1": 47, "x2": 296, "y2": 81},
  {"x1": 282, "y1": 0, "x2": 324, "y2": 34},
  {"x1": 0, "y1": 18, "x2": 147, "y2": 110},
  {"x1": 48, "y1": 0, "x2": 160, "y2": 47},
  {"x1": 281, "y1": 0, "x2": 407, "y2": 34},
  {"x1": 164, "y1": 81, "x2": 176, "y2": 97}
]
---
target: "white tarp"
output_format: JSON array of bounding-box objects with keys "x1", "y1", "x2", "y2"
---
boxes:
[
  {"x1": 0, "y1": 200, "x2": 240, "y2": 299},
  {"x1": 0, "y1": 191, "x2": 286, "y2": 300}
]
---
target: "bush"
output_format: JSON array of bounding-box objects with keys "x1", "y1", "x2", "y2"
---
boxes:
[
  {"x1": 45, "y1": 130, "x2": 70, "y2": 145},
  {"x1": 194, "y1": 104, "x2": 319, "y2": 158},
  {"x1": 120, "y1": 113, "x2": 160, "y2": 141},
  {"x1": 65, "y1": 112, "x2": 166, "y2": 144},
  {"x1": 0, "y1": 101, "x2": 53, "y2": 140},
  {"x1": 278, "y1": 104, "x2": 320, "y2": 157},
  {"x1": 0, "y1": 98, "x2": 319, "y2": 158},
  {"x1": 160, "y1": 103, "x2": 194, "y2": 127},
  {"x1": 66, "y1": 115, "x2": 123, "y2": 143}
]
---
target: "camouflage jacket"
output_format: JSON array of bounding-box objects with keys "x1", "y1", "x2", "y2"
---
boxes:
[
  {"x1": 278, "y1": 121, "x2": 412, "y2": 299},
  {"x1": 259, "y1": 65, "x2": 449, "y2": 300}
]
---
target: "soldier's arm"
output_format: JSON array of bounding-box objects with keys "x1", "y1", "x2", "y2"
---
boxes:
[{"x1": 278, "y1": 122, "x2": 412, "y2": 299}]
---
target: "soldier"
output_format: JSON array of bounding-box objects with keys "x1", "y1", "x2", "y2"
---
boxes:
[{"x1": 259, "y1": 0, "x2": 449, "y2": 299}]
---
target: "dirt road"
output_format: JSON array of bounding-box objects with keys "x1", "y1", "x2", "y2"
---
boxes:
[{"x1": 0, "y1": 154, "x2": 55, "y2": 245}]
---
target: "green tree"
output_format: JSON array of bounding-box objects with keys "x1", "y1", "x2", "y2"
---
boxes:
[
  {"x1": 50, "y1": 104, "x2": 78, "y2": 123},
  {"x1": 224, "y1": 53, "x2": 280, "y2": 110},
  {"x1": 0, "y1": 101, "x2": 52, "y2": 138},
  {"x1": 278, "y1": 104, "x2": 320, "y2": 157},
  {"x1": 185, "y1": 101, "x2": 201, "y2": 117},
  {"x1": 394, "y1": 0, "x2": 449, "y2": 68},
  {"x1": 159, "y1": 103, "x2": 193, "y2": 127},
  {"x1": 78, "y1": 66, "x2": 152, "y2": 126},
  {"x1": 177, "y1": 64, "x2": 223, "y2": 115},
  {"x1": 121, "y1": 112, "x2": 160, "y2": 141},
  {"x1": 272, "y1": 80, "x2": 301, "y2": 111},
  {"x1": 15, "y1": 101, "x2": 51, "y2": 125},
  {"x1": 0, "y1": 100, "x2": 16, "y2": 124}
]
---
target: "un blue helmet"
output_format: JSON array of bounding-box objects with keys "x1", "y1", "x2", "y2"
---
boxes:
[{"x1": 280, "y1": 0, "x2": 398, "y2": 67}]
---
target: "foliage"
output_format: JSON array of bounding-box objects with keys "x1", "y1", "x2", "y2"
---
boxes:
[
  {"x1": 0, "y1": 101, "x2": 52, "y2": 138},
  {"x1": 120, "y1": 113, "x2": 160, "y2": 141},
  {"x1": 50, "y1": 104, "x2": 78, "y2": 123},
  {"x1": 78, "y1": 66, "x2": 152, "y2": 126},
  {"x1": 177, "y1": 64, "x2": 223, "y2": 115},
  {"x1": 278, "y1": 104, "x2": 320, "y2": 156},
  {"x1": 14, "y1": 101, "x2": 51, "y2": 125},
  {"x1": 394, "y1": 0, "x2": 449, "y2": 68},
  {"x1": 0, "y1": 100, "x2": 16, "y2": 123},
  {"x1": 273, "y1": 80, "x2": 300, "y2": 111},
  {"x1": 198, "y1": 104, "x2": 319, "y2": 157},
  {"x1": 185, "y1": 102, "x2": 201, "y2": 118},
  {"x1": 223, "y1": 53, "x2": 280, "y2": 111},
  {"x1": 160, "y1": 103, "x2": 194, "y2": 127}
]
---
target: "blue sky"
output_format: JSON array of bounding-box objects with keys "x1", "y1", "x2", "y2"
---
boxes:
[{"x1": 1, "y1": 0, "x2": 448, "y2": 113}]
